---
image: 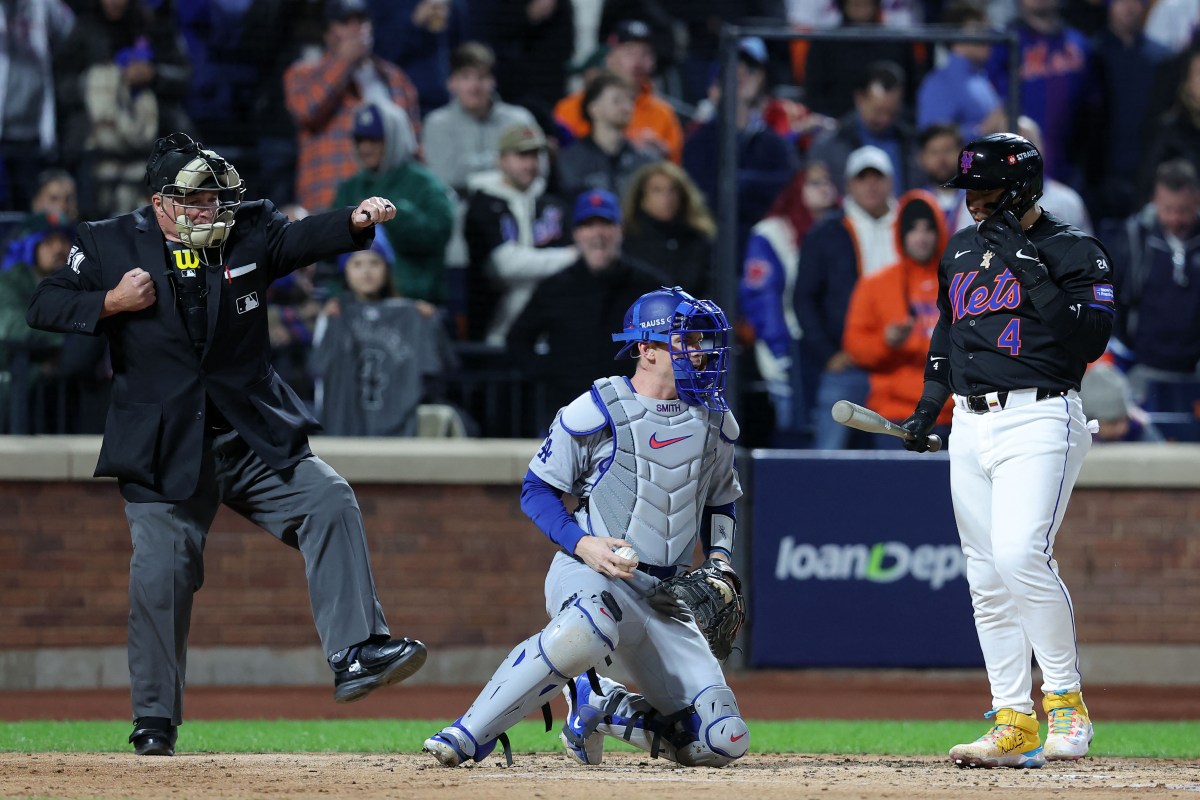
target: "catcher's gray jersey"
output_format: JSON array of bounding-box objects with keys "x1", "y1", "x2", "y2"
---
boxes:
[{"x1": 529, "y1": 377, "x2": 742, "y2": 568}]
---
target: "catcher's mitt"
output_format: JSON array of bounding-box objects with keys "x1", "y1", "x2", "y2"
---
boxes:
[{"x1": 656, "y1": 558, "x2": 746, "y2": 660}]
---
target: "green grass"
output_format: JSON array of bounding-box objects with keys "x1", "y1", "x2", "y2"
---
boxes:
[{"x1": 2, "y1": 720, "x2": 1198, "y2": 759}]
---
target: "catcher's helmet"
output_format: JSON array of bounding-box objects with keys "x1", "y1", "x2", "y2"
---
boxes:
[
  {"x1": 612, "y1": 286, "x2": 731, "y2": 412},
  {"x1": 145, "y1": 132, "x2": 245, "y2": 255},
  {"x1": 944, "y1": 132, "x2": 1043, "y2": 217}
]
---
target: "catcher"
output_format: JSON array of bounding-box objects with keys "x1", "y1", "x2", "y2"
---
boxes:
[{"x1": 424, "y1": 286, "x2": 749, "y2": 769}]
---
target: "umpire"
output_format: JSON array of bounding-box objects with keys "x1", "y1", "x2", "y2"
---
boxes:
[{"x1": 27, "y1": 133, "x2": 427, "y2": 756}]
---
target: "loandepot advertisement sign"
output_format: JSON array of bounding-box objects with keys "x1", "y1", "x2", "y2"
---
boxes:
[
  {"x1": 774, "y1": 538, "x2": 965, "y2": 590},
  {"x1": 749, "y1": 452, "x2": 982, "y2": 668}
]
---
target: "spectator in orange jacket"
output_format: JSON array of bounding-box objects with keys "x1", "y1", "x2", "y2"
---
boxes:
[
  {"x1": 843, "y1": 189, "x2": 953, "y2": 441},
  {"x1": 553, "y1": 20, "x2": 682, "y2": 163}
]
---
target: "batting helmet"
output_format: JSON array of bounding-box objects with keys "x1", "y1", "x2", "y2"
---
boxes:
[
  {"x1": 944, "y1": 132, "x2": 1043, "y2": 218},
  {"x1": 145, "y1": 132, "x2": 245, "y2": 254},
  {"x1": 612, "y1": 286, "x2": 731, "y2": 412}
]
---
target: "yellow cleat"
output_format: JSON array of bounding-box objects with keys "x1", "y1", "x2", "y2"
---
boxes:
[
  {"x1": 1043, "y1": 690, "x2": 1093, "y2": 761},
  {"x1": 949, "y1": 708, "x2": 1046, "y2": 769}
]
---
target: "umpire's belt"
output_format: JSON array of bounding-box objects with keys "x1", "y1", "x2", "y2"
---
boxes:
[{"x1": 957, "y1": 387, "x2": 1068, "y2": 414}]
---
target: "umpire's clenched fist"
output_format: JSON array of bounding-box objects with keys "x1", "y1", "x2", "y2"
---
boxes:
[
  {"x1": 351, "y1": 196, "x2": 397, "y2": 231},
  {"x1": 103, "y1": 268, "x2": 156, "y2": 317}
]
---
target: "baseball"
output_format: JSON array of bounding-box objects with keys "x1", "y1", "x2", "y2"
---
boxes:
[{"x1": 612, "y1": 545, "x2": 639, "y2": 567}]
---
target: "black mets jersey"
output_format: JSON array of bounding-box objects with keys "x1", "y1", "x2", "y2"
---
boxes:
[{"x1": 927, "y1": 210, "x2": 1116, "y2": 396}]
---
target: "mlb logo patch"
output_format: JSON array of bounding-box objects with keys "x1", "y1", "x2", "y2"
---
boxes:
[
  {"x1": 1093, "y1": 284, "x2": 1114, "y2": 302},
  {"x1": 236, "y1": 292, "x2": 260, "y2": 314}
]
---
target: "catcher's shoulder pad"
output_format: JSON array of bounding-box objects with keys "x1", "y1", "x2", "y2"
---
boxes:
[
  {"x1": 718, "y1": 410, "x2": 739, "y2": 444},
  {"x1": 560, "y1": 388, "x2": 607, "y2": 436}
]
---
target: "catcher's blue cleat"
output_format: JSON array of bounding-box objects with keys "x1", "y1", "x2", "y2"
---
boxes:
[
  {"x1": 424, "y1": 720, "x2": 507, "y2": 767},
  {"x1": 560, "y1": 674, "x2": 605, "y2": 765}
]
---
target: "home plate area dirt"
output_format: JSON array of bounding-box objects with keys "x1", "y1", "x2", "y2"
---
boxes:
[{"x1": 2, "y1": 753, "x2": 1198, "y2": 799}]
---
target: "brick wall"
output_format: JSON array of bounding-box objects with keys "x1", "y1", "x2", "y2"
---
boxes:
[{"x1": 1, "y1": 482, "x2": 1198, "y2": 650}]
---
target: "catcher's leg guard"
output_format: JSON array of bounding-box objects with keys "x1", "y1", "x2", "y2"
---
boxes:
[
  {"x1": 426, "y1": 591, "x2": 621, "y2": 766},
  {"x1": 581, "y1": 679, "x2": 748, "y2": 768},
  {"x1": 673, "y1": 684, "x2": 749, "y2": 766}
]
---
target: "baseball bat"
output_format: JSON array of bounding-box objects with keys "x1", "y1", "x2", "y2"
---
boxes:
[{"x1": 830, "y1": 400, "x2": 943, "y2": 453}]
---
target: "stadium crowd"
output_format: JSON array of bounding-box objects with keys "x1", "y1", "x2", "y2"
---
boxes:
[{"x1": 1, "y1": 0, "x2": 1198, "y2": 443}]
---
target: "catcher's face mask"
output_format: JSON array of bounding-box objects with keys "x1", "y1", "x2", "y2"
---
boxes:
[{"x1": 613, "y1": 286, "x2": 732, "y2": 412}]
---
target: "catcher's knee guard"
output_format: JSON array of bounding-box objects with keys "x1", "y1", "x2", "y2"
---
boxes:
[
  {"x1": 675, "y1": 684, "x2": 749, "y2": 767},
  {"x1": 454, "y1": 591, "x2": 622, "y2": 756},
  {"x1": 541, "y1": 591, "x2": 621, "y2": 677}
]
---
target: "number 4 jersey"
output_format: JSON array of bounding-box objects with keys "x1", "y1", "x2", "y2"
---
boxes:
[{"x1": 932, "y1": 210, "x2": 1116, "y2": 396}]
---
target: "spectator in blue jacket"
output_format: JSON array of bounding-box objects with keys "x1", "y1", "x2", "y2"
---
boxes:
[
  {"x1": 1106, "y1": 158, "x2": 1200, "y2": 400},
  {"x1": 683, "y1": 37, "x2": 796, "y2": 263},
  {"x1": 1086, "y1": 0, "x2": 1171, "y2": 224},
  {"x1": 740, "y1": 162, "x2": 839, "y2": 441},
  {"x1": 985, "y1": 0, "x2": 1099, "y2": 184},
  {"x1": 917, "y1": 1, "x2": 1006, "y2": 140},
  {"x1": 368, "y1": 0, "x2": 469, "y2": 118},
  {"x1": 794, "y1": 146, "x2": 897, "y2": 449},
  {"x1": 809, "y1": 60, "x2": 922, "y2": 194}
]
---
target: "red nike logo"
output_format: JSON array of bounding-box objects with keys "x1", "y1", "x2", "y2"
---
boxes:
[
  {"x1": 731, "y1": 732, "x2": 746, "y2": 742},
  {"x1": 649, "y1": 433, "x2": 693, "y2": 449}
]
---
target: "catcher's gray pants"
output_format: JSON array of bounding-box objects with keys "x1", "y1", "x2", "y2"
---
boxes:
[
  {"x1": 544, "y1": 552, "x2": 728, "y2": 714},
  {"x1": 124, "y1": 430, "x2": 389, "y2": 725}
]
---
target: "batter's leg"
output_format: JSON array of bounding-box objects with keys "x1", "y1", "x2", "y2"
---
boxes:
[
  {"x1": 949, "y1": 409, "x2": 1034, "y2": 714},
  {"x1": 988, "y1": 399, "x2": 1090, "y2": 697}
]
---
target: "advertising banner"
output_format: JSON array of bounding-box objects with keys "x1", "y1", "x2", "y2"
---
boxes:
[{"x1": 749, "y1": 452, "x2": 983, "y2": 668}]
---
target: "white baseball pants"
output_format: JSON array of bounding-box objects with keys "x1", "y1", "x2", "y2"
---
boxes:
[{"x1": 949, "y1": 390, "x2": 1091, "y2": 715}]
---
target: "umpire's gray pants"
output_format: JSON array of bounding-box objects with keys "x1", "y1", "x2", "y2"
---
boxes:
[{"x1": 124, "y1": 431, "x2": 389, "y2": 724}]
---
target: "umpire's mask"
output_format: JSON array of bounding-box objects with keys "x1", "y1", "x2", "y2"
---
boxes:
[{"x1": 145, "y1": 133, "x2": 245, "y2": 263}]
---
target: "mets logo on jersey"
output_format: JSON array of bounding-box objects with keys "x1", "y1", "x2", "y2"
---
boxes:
[
  {"x1": 960, "y1": 151, "x2": 974, "y2": 172},
  {"x1": 949, "y1": 269, "x2": 1021, "y2": 321},
  {"x1": 1094, "y1": 284, "x2": 1114, "y2": 302}
]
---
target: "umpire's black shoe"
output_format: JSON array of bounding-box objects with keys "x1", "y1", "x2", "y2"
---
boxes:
[
  {"x1": 331, "y1": 636, "x2": 428, "y2": 704},
  {"x1": 129, "y1": 717, "x2": 177, "y2": 756}
]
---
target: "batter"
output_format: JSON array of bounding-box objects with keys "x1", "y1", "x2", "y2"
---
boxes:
[{"x1": 899, "y1": 133, "x2": 1115, "y2": 768}]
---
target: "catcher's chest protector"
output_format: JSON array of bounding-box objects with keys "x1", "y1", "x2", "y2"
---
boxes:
[{"x1": 582, "y1": 378, "x2": 723, "y2": 568}]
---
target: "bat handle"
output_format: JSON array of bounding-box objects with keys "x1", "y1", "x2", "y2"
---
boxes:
[{"x1": 924, "y1": 433, "x2": 943, "y2": 453}]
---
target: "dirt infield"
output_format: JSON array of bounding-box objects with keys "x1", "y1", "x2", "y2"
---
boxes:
[
  {"x1": 2, "y1": 753, "x2": 1198, "y2": 800},
  {"x1": 3, "y1": 675, "x2": 1198, "y2": 799}
]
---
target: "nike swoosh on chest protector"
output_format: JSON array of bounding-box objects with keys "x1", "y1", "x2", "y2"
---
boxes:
[{"x1": 649, "y1": 433, "x2": 693, "y2": 449}]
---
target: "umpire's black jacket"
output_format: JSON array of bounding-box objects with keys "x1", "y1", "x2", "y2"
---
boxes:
[{"x1": 27, "y1": 200, "x2": 373, "y2": 503}]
